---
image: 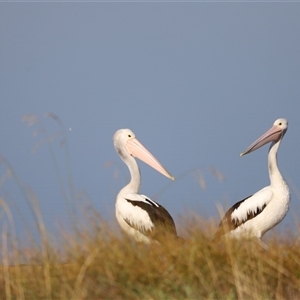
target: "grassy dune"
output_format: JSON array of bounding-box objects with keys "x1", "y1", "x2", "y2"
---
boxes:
[{"x1": 0, "y1": 218, "x2": 300, "y2": 300}]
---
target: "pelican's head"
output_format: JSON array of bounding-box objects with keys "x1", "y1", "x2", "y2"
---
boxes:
[
  {"x1": 273, "y1": 118, "x2": 288, "y2": 131},
  {"x1": 113, "y1": 128, "x2": 174, "y2": 180},
  {"x1": 113, "y1": 129, "x2": 136, "y2": 151},
  {"x1": 240, "y1": 118, "x2": 288, "y2": 156}
]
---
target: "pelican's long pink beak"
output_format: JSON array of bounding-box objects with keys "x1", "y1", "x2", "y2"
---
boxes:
[
  {"x1": 126, "y1": 138, "x2": 174, "y2": 180},
  {"x1": 240, "y1": 125, "x2": 284, "y2": 156}
]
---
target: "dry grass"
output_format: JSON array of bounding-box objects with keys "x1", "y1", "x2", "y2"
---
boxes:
[{"x1": 0, "y1": 216, "x2": 300, "y2": 300}]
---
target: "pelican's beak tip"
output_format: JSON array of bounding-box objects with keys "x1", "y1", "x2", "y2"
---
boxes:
[
  {"x1": 170, "y1": 175, "x2": 175, "y2": 181},
  {"x1": 240, "y1": 152, "x2": 245, "y2": 157}
]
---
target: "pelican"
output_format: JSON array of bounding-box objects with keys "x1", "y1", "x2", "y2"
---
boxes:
[
  {"x1": 213, "y1": 118, "x2": 290, "y2": 243},
  {"x1": 113, "y1": 128, "x2": 179, "y2": 243}
]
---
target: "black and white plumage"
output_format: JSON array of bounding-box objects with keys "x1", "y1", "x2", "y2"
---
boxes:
[
  {"x1": 113, "y1": 128, "x2": 178, "y2": 243},
  {"x1": 214, "y1": 118, "x2": 290, "y2": 242}
]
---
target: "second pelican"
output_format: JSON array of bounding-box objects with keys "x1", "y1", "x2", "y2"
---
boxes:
[{"x1": 213, "y1": 118, "x2": 290, "y2": 243}]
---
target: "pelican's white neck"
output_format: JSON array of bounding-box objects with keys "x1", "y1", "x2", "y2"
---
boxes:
[
  {"x1": 119, "y1": 154, "x2": 141, "y2": 196},
  {"x1": 268, "y1": 139, "x2": 283, "y2": 186}
]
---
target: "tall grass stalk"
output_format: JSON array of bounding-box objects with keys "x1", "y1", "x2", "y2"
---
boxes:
[
  {"x1": 45, "y1": 112, "x2": 77, "y2": 230},
  {"x1": 22, "y1": 114, "x2": 78, "y2": 239},
  {"x1": 27, "y1": 188, "x2": 52, "y2": 299},
  {"x1": 2, "y1": 222, "x2": 11, "y2": 300},
  {"x1": 0, "y1": 197, "x2": 24, "y2": 299}
]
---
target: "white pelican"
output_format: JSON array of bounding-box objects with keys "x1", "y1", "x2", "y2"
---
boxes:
[
  {"x1": 213, "y1": 118, "x2": 290, "y2": 242},
  {"x1": 113, "y1": 128, "x2": 179, "y2": 244}
]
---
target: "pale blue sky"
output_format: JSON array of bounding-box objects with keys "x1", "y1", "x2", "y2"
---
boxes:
[{"x1": 1, "y1": 3, "x2": 300, "y2": 240}]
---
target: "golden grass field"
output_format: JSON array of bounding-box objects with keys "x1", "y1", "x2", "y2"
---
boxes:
[{"x1": 0, "y1": 210, "x2": 300, "y2": 300}]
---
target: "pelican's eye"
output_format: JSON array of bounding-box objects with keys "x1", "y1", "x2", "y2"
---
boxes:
[
  {"x1": 278, "y1": 122, "x2": 282, "y2": 126},
  {"x1": 128, "y1": 134, "x2": 131, "y2": 138}
]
